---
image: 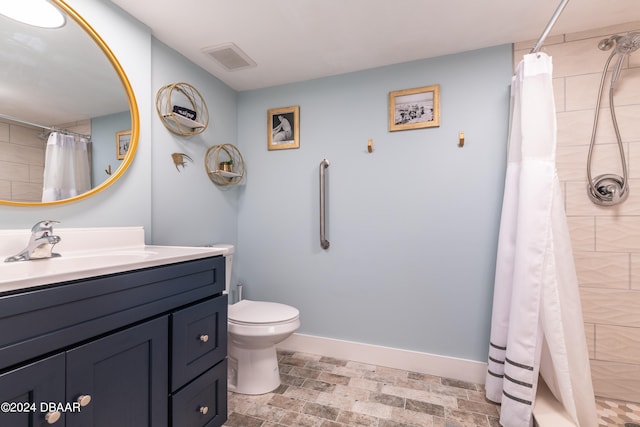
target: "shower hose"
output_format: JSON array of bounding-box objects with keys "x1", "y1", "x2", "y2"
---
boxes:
[{"x1": 586, "y1": 33, "x2": 640, "y2": 206}]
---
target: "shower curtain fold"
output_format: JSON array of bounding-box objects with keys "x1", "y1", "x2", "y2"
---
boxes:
[
  {"x1": 42, "y1": 131, "x2": 92, "y2": 202},
  {"x1": 485, "y1": 53, "x2": 597, "y2": 427}
]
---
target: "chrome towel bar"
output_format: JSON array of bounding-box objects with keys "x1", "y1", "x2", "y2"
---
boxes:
[{"x1": 319, "y1": 159, "x2": 330, "y2": 250}]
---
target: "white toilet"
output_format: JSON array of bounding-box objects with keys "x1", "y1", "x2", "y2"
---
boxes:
[{"x1": 211, "y1": 244, "x2": 300, "y2": 395}]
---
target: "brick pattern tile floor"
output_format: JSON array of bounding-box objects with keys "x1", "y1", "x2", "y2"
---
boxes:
[{"x1": 222, "y1": 350, "x2": 639, "y2": 427}]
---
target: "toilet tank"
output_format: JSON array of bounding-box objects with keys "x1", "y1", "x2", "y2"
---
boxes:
[{"x1": 207, "y1": 244, "x2": 234, "y2": 294}]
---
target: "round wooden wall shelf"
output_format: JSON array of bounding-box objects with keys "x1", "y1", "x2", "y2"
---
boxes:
[
  {"x1": 205, "y1": 144, "x2": 245, "y2": 186},
  {"x1": 156, "y1": 82, "x2": 209, "y2": 136}
]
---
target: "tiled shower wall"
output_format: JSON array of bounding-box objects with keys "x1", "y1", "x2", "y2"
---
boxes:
[
  {"x1": 0, "y1": 119, "x2": 91, "y2": 203},
  {"x1": 0, "y1": 121, "x2": 45, "y2": 202},
  {"x1": 515, "y1": 21, "x2": 640, "y2": 403}
]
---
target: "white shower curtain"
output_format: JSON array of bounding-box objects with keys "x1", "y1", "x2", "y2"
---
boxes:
[
  {"x1": 485, "y1": 53, "x2": 597, "y2": 427},
  {"x1": 42, "y1": 131, "x2": 92, "y2": 202}
]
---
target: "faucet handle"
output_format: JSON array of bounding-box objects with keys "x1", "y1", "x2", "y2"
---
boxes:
[{"x1": 31, "y1": 220, "x2": 60, "y2": 234}]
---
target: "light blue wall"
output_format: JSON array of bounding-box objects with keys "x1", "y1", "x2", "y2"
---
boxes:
[
  {"x1": 91, "y1": 111, "x2": 131, "y2": 187},
  {"x1": 235, "y1": 45, "x2": 513, "y2": 361},
  {"x1": 0, "y1": 0, "x2": 513, "y2": 363},
  {"x1": 149, "y1": 40, "x2": 238, "y2": 246}
]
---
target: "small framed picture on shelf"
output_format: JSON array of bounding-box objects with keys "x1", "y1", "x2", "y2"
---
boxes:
[
  {"x1": 388, "y1": 84, "x2": 440, "y2": 132},
  {"x1": 268, "y1": 105, "x2": 299, "y2": 150},
  {"x1": 116, "y1": 130, "x2": 131, "y2": 160}
]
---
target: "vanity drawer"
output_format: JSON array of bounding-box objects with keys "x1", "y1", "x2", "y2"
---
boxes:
[
  {"x1": 172, "y1": 295, "x2": 227, "y2": 391},
  {"x1": 171, "y1": 359, "x2": 227, "y2": 427}
]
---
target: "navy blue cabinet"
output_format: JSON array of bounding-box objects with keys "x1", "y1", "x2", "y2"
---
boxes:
[
  {"x1": 0, "y1": 354, "x2": 66, "y2": 426},
  {"x1": 66, "y1": 316, "x2": 168, "y2": 427},
  {"x1": 0, "y1": 256, "x2": 227, "y2": 427}
]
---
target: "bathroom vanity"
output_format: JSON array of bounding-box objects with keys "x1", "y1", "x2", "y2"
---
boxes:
[{"x1": 0, "y1": 227, "x2": 228, "y2": 427}]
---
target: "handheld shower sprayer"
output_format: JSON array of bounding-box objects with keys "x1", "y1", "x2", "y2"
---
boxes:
[{"x1": 587, "y1": 32, "x2": 640, "y2": 206}]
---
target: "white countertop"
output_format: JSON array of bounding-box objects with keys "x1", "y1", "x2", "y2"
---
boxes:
[{"x1": 0, "y1": 226, "x2": 228, "y2": 294}]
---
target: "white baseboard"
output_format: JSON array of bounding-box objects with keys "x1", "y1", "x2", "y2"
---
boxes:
[{"x1": 277, "y1": 333, "x2": 488, "y2": 384}]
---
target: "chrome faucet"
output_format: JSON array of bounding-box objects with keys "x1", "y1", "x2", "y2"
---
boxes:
[{"x1": 5, "y1": 220, "x2": 62, "y2": 262}]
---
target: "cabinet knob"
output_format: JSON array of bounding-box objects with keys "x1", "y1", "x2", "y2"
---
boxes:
[
  {"x1": 77, "y1": 394, "x2": 92, "y2": 407},
  {"x1": 199, "y1": 406, "x2": 209, "y2": 415},
  {"x1": 45, "y1": 410, "x2": 61, "y2": 424},
  {"x1": 199, "y1": 334, "x2": 209, "y2": 343}
]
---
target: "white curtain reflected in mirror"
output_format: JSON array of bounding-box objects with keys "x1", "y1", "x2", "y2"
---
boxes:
[{"x1": 42, "y1": 132, "x2": 91, "y2": 202}]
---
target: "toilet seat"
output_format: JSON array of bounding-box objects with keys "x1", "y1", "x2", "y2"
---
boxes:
[{"x1": 229, "y1": 299, "x2": 299, "y2": 325}]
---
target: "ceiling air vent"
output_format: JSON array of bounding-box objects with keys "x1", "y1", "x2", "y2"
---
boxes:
[{"x1": 203, "y1": 43, "x2": 256, "y2": 71}]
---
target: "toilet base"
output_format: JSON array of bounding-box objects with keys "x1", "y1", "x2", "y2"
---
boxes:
[{"x1": 228, "y1": 344, "x2": 281, "y2": 395}]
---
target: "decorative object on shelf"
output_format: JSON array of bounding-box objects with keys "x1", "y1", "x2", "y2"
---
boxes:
[
  {"x1": 389, "y1": 84, "x2": 440, "y2": 132},
  {"x1": 116, "y1": 130, "x2": 131, "y2": 160},
  {"x1": 267, "y1": 105, "x2": 299, "y2": 150},
  {"x1": 156, "y1": 82, "x2": 209, "y2": 136},
  {"x1": 171, "y1": 153, "x2": 193, "y2": 172},
  {"x1": 205, "y1": 144, "x2": 245, "y2": 186}
]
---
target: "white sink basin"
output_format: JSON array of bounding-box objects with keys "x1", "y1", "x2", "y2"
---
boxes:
[{"x1": 0, "y1": 227, "x2": 228, "y2": 294}]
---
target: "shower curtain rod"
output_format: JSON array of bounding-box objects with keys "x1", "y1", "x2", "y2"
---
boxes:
[
  {"x1": 0, "y1": 113, "x2": 91, "y2": 139},
  {"x1": 531, "y1": 0, "x2": 570, "y2": 53}
]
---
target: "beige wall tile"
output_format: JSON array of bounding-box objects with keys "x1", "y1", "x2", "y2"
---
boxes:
[
  {"x1": 0, "y1": 181, "x2": 9, "y2": 199},
  {"x1": 565, "y1": 73, "x2": 603, "y2": 111},
  {"x1": 556, "y1": 144, "x2": 588, "y2": 182},
  {"x1": 552, "y1": 77, "x2": 565, "y2": 113},
  {"x1": 596, "y1": 217, "x2": 640, "y2": 252},
  {"x1": 585, "y1": 323, "x2": 596, "y2": 359},
  {"x1": 629, "y1": 143, "x2": 640, "y2": 180},
  {"x1": 595, "y1": 324, "x2": 640, "y2": 364},
  {"x1": 591, "y1": 360, "x2": 640, "y2": 402},
  {"x1": 544, "y1": 38, "x2": 617, "y2": 78},
  {"x1": 557, "y1": 110, "x2": 596, "y2": 147},
  {"x1": 566, "y1": 22, "x2": 640, "y2": 43},
  {"x1": 10, "y1": 124, "x2": 43, "y2": 148},
  {"x1": 0, "y1": 122, "x2": 8, "y2": 142},
  {"x1": 11, "y1": 181, "x2": 42, "y2": 203},
  {"x1": 29, "y1": 165, "x2": 44, "y2": 184},
  {"x1": 630, "y1": 254, "x2": 640, "y2": 290},
  {"x1": 574, "y1": 251, "x2": 629, "y2": 289},
  {"x1": 567, "y1": 216, "x2": 595, "y2": 251},
  {"x1": 580, "y1": 288, "x2": 640, "y2": 327},
  {"x1": 0, "y1": 161, "x2": 29, "y2": 181}
]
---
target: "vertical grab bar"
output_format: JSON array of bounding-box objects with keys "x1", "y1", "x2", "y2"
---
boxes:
[{"x1": 319, "y1": 159, "x2": 330, "y2": 249}]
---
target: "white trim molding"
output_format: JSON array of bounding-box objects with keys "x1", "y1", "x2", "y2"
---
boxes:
[{"x1": 278, "y1": 333, "x2": 488, "y2": 384}]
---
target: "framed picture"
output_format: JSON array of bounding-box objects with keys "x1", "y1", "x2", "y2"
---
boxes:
[
  {"x1": 268, "y1": 105, "x2": 299, "y2": 150},
  {"x1": 116, "y1": 130, "x2": 131, "y2": 160},
  {"x1": 388, "y1": 84, "x2": 440, "y2": 132}
]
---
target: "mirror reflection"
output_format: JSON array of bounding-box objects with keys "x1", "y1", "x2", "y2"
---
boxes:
[{"x1": 0, "y1": 0, "x2": 134, "y2": 205}]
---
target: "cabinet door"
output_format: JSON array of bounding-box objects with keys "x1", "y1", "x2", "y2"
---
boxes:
[
  {"x1": 65, "y1": 316, "x2": 168, "y2": 427},
  {"x1": 0, "y1": 353, "x2": 65, "y2": 427},
  {"x1": 172, "y1": 295, "x2": 227, "y2": 391}
]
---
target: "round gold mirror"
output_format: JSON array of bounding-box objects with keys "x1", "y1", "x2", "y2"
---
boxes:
[{"x1": 0, "y1": 0, "x2": 139, "y2": 206}]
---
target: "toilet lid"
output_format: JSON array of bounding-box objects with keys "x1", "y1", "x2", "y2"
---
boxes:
[{"x1": 229, "y1": 299, "x2": 299, "y2": 324}]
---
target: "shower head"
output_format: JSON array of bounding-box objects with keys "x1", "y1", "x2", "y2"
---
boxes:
[{"x1": 615, "y1": 32, "x2": 640, "y2": 54}]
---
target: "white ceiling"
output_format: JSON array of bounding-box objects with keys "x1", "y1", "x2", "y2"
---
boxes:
[{"x1": 110, "y1": 0, "x2": 640, "y2": 91}]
